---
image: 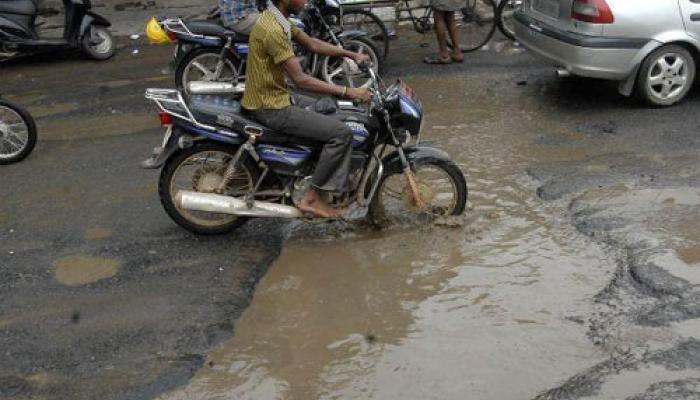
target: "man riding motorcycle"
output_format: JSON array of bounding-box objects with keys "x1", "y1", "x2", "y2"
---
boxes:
[{"x1": 242, "y1": 0, "x2": 372, "y2": 218}]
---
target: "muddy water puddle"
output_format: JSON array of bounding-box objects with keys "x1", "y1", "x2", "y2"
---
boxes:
[
  {"x1": 159, "y1": 77, "x2": 619, "y2": 399},
  {"x1": 53, "y1": 255, "x2": 121, "y2": 286}
]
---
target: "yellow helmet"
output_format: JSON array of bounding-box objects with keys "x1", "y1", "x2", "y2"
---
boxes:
[{"x1": 146, "y1": 17, "x2": 171, "y2": 45}]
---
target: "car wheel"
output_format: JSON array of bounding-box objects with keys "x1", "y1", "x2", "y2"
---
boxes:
[{"x1": 636, "y1": 45, "x2": 695, "y2": 107}]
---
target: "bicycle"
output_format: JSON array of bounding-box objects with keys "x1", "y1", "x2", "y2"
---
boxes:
[
  {"x1": 342, "y1": 0, "x2": 496, "y2": 56},
  {"x1": 496, "y1": 0, "x2": 522, "y2": 41}
]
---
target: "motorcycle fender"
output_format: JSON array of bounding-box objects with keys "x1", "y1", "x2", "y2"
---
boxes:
[
  {"x1": 337, "y1": 30, "x2": 368, "y2": 40},
  {"x1": 79, "y1": 12, "x2": 111, "y2": 38},
  {"x1": 381, "y1": 145, "x2": 450, "y2": 172},
  {"x1": 140, "y1": 130, "x2": 183, "y2": 170}
]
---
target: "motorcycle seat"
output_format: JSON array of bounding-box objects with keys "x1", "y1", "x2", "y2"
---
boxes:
[
  {"x1": 183, "y1": 20, "x2": 248, "y2": 42},
  {"x1": 188, "y1": 95, "x2": 322, "y2": 147},
  {"x1": 0, "y1": 0, "x2": 37, "y2": 16}
]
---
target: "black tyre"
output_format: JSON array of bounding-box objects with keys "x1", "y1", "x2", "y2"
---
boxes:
[
  {"x1": 0, "y1": 99, "x2": 37, "y2": 165},
  {"x1": 81, "y1": 26, "x2": 116, "y2": 60},
  {"x1": 175, "y1": 47, "x2": 243, "y2": 95},
  {"x1": 496, "y1": 0, "x2": 519, "y2": 41},
  {"x1": 369, "y1": 158, "x2": 468, "y2": 227},
  {"x1": 321, "y1": 36, "x2": 382, "y2": 88},
  {"x1": 341, "y1": 8, "x2": 391, "y2": 61},
  {"x1": 635, "y1": 44, "x2": 695, "y2": 107},
  {"x1": 159, "y1": 142, "x2": 260, "y2": 235},
  {"x1": 446, "y1": 0, "x2": 497, "y2": 53}
]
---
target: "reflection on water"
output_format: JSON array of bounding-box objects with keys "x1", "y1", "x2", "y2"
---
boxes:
[{"x1": 161, "y1": 77, "x2": 616, "y2": 400}]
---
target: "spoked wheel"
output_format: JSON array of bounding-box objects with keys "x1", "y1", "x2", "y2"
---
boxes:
[
  {"x1": 175, "y1": 48, "x2": 242, "y2": 95},
  {"x1": 0, "y1": 99, "x2": 37, "y2": 165},
  {"x1": 496, "y1": 0, "x2": 521, "y2": 41},
  {"x1": 159, "y1": 142, "x2": 260, "y2": 235},
  {"x1": 447, "y1": 0, "x2": 497, "y2": 53},
  {"x1": 341, "y1": 9, "x2": 391, "y2": 60},
  {"x1": 321, "y1": 37, "x2": 381, "y2": 88},
  {"x1": 369, "y1": 159, "x2": 467, "y2": 227}
]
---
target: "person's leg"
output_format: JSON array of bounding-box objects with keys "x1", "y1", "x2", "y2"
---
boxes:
[
  {"x1": 230, "y1": 12, "x2": 259, "y2": 36},
  {"x1": 434, "y1": 10, "x2": 450, "y2": 62},
  {"x1": 444, "y1": 11, "x2": 463, "y2": 62},
  {"x1": 253, "y1": 106, "x2": 353, "y2": 218}
]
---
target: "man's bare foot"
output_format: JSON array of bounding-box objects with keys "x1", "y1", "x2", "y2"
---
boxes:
[
  {"x1": 298, "y1": 189, "x2": 345, "y2": 218},
  {"x1": 451, "y1": 51, "x2": 464, "y2": 63}
]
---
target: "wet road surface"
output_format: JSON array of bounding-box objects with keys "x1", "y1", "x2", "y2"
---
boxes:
[{"x1": 1, "y1": 15, "x2": 699, "y2": 400}]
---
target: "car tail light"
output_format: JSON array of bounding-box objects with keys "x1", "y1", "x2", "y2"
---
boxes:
[
  {"x1": 572, "y1": 0, "x2": 614, "y2": 24},
  {"x1": 167, "y1": 32, "x2": 177, "y2": 42},
  {"x1": 159, "y1": 112, "x2": 172, "y2": 126}
]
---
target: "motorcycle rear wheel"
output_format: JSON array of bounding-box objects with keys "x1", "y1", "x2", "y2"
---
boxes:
[
  {"x1": 0, "y1": 99, "x2": 37, "y2": 165},
  {"x1": 159, "y1": 142, "x2": 260, "y2": 235},
  {"x1": 175, "y1": 48, "x2": 242, "y2": 95},
  {"x1": 81, "y1": 26, "x2": 116, "y2": 60},
  {"x1": 369, "y1": 158, "x2": 467, "y2": 227}
]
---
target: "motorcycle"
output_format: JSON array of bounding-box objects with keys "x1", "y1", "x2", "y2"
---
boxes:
[
  {"x1": 140, "y1": 66, "x2": 467, "y2": 234},
  {"x1": 0, "y1": 0, "x2": 115, "y2": 60},
  {"x1": 0, "y1": 96, "x2": 37, "y2": 164},
  {"x1": 152, "y1": 0, "x2": 381, "y2": 94}
]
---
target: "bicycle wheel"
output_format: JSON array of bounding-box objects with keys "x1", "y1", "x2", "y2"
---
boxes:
[
  {"x1": 497, "y1": 0, "x2": 521, "y2": 41},
  {"x1": 341, "y1": 8, "x2": 390, "y2": 60},
  {"x1": 447, "y1": 0, "x2": 497, "y2": 53}
]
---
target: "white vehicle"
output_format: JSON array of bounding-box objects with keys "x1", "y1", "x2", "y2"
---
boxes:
[{"x1": 515, "y1": 0, "x2": 700, "y2": 106}]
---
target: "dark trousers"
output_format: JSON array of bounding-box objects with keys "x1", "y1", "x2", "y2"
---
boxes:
[{"x1": 252, "y1": 97, "x2": 353, "y2": 192}]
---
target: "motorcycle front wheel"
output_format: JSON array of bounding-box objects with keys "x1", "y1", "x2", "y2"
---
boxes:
[
  {"x1": 320, "y1": 36, "x2": 381, "y2": 88},
  {"x1": 159, "y1": 142, "x2": 260, "y2": 235},
  {"x1": 0, "y1": 99, "x2": 37, "y2": 165},
  {"x1": 369, "y1": 158, "x2": 467, "y2": 227},
  {"x1": 175, "y1": 48, "x2": 242, "y2": 95}
]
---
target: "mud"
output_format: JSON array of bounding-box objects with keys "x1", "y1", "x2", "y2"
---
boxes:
[{"x1": 53, "y1": 255, "x2": 121, "y2": 286}]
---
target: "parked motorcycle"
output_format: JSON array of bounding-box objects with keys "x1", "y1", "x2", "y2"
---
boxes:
[
  {"x1": 0, "y1": 0, "x2": 115, "y2": 60},
  {"x1": 140, "y1": 66, "x2": 467, "y2": 234},
  {"x1": 148, "y1": 0, "x2": 381, "y2": 94},
  {"x1": 0, "y1": 96, "x2": 37, "y2": 164}
]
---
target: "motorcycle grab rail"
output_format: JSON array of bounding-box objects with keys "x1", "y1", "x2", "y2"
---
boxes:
[{"x1": 145, "y1": 88, "x2": 218, "y2": 132}]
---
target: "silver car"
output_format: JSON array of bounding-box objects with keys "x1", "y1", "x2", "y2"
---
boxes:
[{"x1": 514, "y1": 0, "x2": 700, "y2": 106}]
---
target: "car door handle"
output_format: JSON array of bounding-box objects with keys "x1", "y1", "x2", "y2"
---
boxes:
[{"x1": 692, "y1": 12, "x2": 700, "y2": 21}]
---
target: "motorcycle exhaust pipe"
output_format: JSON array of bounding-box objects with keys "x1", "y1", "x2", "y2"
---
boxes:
[{"x1": 175, "y1": 190, "x2": 303, "y2": 218}]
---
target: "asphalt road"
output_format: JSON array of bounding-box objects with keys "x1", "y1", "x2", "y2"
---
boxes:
[{"x1": 1, "y1": 22, "x2": 699, "y2": 400}]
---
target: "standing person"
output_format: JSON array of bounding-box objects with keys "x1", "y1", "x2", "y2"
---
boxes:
[
  {"x1": 424, "y1": 0, "x2": 465, "y2": 64},
  {"x1": 219, "y1": 0, "x2": 261, "y2": 35},
  {"x1": 241, "y1": 0, "x2": 372, "y2": 218}
]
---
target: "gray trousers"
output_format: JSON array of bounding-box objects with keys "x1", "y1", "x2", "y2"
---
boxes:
[
  {"x1": 252, "y1": 97, "x2": 354, "y2": 192},
  {"x1": 221, "y1": 12, "x2": 259, "y2": 35}
]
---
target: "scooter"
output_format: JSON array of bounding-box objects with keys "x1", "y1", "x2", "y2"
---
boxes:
[{"x1": 0, "y1": 0, "x2": 115, "y2": 60}]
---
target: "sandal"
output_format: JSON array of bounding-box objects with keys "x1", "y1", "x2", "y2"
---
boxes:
[
  {"x1": 451, "y1": 55, "x2": 464, "y2": 63},
  {"x1": 423, "y1": 55, "x2": 453, "y2": 65}
]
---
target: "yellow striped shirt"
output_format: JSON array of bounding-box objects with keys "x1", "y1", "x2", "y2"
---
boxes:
[{"x1": 241, "y1": 11, "x2": 302, "y2": 110}]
